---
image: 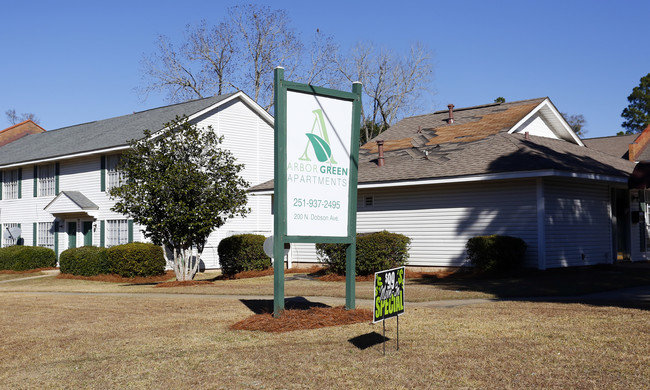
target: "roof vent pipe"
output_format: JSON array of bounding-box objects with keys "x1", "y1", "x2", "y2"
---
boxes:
[
  {"x1": 447, "y1": 104, "x2": 455, "y2": 124},
  {"x1": 525, "y1": 131, "x2": 530, "y2": 140},
  {"x1": 376, "y1": 140, "x2": 385, "y2": 167}
]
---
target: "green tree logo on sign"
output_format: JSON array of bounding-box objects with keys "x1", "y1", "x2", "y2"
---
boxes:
[{"x1": 299, "y1": 109, "x2": 338, "y2": 164}]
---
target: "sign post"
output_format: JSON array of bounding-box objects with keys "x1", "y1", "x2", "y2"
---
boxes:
[{"x1": 273, "y1": 67, "x2": 362, "y2": 317}]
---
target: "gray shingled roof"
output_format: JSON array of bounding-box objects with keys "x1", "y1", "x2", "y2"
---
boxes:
[
  {"x1": 583, "y1": 134, "x2": 636, "y2": 160},
  {"x1": 251, "y1": 98, "x2": 635, "y2": 191},
  {"x1": 59, "y1": 191, "x2": 99, "y2": 210},
  {"x1": 0, "y1": 93, "x2": 236, "y2": 166}
]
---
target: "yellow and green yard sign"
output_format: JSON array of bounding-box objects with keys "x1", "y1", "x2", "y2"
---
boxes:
[{"x1": 373, "y1": 266, "x2": 405, "y2": 323}]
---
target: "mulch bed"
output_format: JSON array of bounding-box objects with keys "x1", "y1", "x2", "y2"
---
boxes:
[
  {"x1": 57, "y1": 270, "x2": 175, "y2": 284},
  {"x1": 230, "y1": 306, "x2": 373, "y2": 332},
  {"x1": 0, "y1": 267, "x2": 57, "y2": 274}
]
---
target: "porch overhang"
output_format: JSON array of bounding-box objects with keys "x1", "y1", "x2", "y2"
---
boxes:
[{"x1": 44, "y1": 191, "x2": 99, "y2": 219}]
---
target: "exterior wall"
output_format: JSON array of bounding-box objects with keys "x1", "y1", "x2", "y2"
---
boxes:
[
  {"x1": 543, "y1": 179, "x2": 613, "y2": 268},
  {"x1": 513, "y1": 113, "x2": 558, "y2": 139},
  {"x1": 0, "y1": 155, "x2": 145, "y2": 254},
  {"x1": 0, "y1": 97, "x2": 273, "y2": 269},
  {"x1": 289, "y1": 179, "x2": 540, "y2": 268},
  {"x1": 629, "y1": 189, "x2": 650, "y2": 262}
]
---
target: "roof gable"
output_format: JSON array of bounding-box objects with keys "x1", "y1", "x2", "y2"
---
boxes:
[
  {"x1": 0, "y1": 120, "x2": 46, "y2": 147},
  {"x1": 508, "y1": 98, "x2": 584, "y2": 146}
]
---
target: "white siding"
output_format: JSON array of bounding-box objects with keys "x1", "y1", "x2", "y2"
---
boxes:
[
  {"x1": 512, "y1": 112, "x2": 559, "y2": 139},
  {"x1": 544, "y1": 179, "x2": 612, "y2": 268},
  {"x1": 0, "y1": 96, "x2": 272, "y2": 268},
  {"x1": 290, "y1": 179, "x2": 539, "y2": 268}
]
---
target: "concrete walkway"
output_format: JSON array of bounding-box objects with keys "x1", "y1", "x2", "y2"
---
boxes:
[{"x1": 1, "y1": 270, "x2": 648, "y2": 309}]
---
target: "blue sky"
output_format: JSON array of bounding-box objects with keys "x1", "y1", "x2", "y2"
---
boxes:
[{"x1": 2, "y1": 0, "x2": 649, "y2": 138}]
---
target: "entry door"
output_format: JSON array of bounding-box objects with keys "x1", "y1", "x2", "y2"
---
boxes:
[
  {"x1": 67, "y1": 222, "x2": 77, "y2": 249},
  {"x1": 82, "y1": 221, "x2": 93, "y2": 246}
]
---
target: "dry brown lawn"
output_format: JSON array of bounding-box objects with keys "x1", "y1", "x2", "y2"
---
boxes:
[{"x1": 0, "y1": 292, "x2": 648, "y2": 389}]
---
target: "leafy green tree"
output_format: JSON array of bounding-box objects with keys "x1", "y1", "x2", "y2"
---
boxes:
[
  {"x1": 494, "y1": 97, "x2": 506, "y2": 103},
  {"x1": 621, "y1": 73, "x2": 650, "y2": 134},
  {"x1": 109, "y1": 116, "x2": 250, "y2": 281}
]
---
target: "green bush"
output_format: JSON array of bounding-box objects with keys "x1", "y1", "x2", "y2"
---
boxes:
[
  {"x1": 59, "y1": 246, "x2": 109, "y2": 276},
  {"x1": 0, "y1": 245, "x2": 56, "y2": 271},
  {"x1": 106, "y1": 242, "x2": 166, "y2": 277},
  {"x1": 466, "y1": 235, "x2": 527, "y2": 274},
  {"x1": 217, "y1": 234, "x2": 270, "y2": 276},
  {"x1": 316, "y1": 231, "x2": 411, "y2": 276}
]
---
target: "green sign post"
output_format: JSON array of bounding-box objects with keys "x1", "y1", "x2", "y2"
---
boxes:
[{"x1": 273, "y1": 67, "x2": 362, "y2": 317}]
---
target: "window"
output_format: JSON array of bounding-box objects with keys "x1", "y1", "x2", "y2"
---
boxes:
[
  {"x1": 106, "y1": 155, "x2": 126, "y2": 190},
  {"x1": 37, "y1": 222, "x2": 55, "y2": 250},
  {"x1": 3, "y1": 223, "x2": 19, "y2": 246},
  {"x1": 38, "y1": 164, "x2": 56, "y2": 197},
  {"x1": 3, "y1": 169, "x2": 19, "y2": 199},
  {"x1": 106, "y1": 219, "x2": 128, "y2": 247}
]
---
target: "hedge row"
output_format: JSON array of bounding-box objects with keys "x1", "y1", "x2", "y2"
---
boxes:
[
  {"x1": 59, "y1": 243, "x2": 166, "y2": 277},
  {"x1": 316, "y1": 231, "x2": 411, "y2": 276},
  {"x1": 0, "y1": 246, "x2": 56, "y2": 271},
  {"x1": 217, "y1": 234, "x2": 270, "y2": 276}
]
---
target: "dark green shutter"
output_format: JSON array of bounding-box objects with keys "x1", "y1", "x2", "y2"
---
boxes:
[
  {"x1": 33, "y1": 166, "x2": 38, "y2": 197},
  {"x1": 54, "y1": 221, "x2": 59, "y2": 261},
  {"x1": 55, "y1": 163, "x2": 60, "y2": 195},
  {"x1": 0, "y1": 171, "x2": 3, "y2": 200},
  {"x1": 128, "y1": 220, "x2": 134, "y2": 243},
  {"x1": 33, "y1": 223, "x2": 37, "y2": 246},
  {"x1": 100, "y1": 221, "x2": 105, "y2": 247},
  {"x1": 100, "y1": 156, "x2": 106, "y2": 192},
  {"x1": 18, "y1": 168, "x2": 22, "y2": 199}
]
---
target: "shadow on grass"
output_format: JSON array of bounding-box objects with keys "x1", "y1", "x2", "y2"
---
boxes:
[
  {"x1": 411, "y1": 263, "x2": 650, "y2": 311},
  {"x1": 349, "y1": 332, "x2": 389, "y2": 350},
  {"x1": 240, "y1": 296, "x2": 330, "y2": 314}
]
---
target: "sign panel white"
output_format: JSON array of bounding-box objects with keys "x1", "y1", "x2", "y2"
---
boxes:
[{"x1": 286, "y1": 91, "x2": 353, "y2": 237}]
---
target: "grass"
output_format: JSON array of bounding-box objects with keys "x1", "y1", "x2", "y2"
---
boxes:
[
  {"x1": 0, "y1": 293, "x2": 647, "y2": 389},
  {"x1": 1, "y1": 263, "x2": 648, "y2": 304}
]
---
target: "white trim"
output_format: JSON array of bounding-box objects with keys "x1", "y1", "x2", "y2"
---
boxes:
[
  {"x1": 0, "y1": 145, "x2": 130, "y2": 169},
  {"x1": 508, "y1": 99, "x2": 585, "y2": 147},
  {"x1": 250, "y1": 169, "x2": 628, "y2": 195},
  {"x1": 536, "y1": 178, "x2": 546, "y2": 270},
  {"x1": 187, "y1": 91, "x2": 274, "y2": 126}
]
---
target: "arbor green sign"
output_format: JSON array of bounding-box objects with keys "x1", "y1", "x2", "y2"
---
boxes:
[
  {"x1": 373, "y1": 266, "x2": 405, "y2": 323},
  {"x1": 272, "y1": 67, "x2": 362, "y2": 317}
]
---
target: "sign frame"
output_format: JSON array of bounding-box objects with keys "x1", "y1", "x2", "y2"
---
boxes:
[{"x1": 273, "y1": 67, "x2": 362, "y2": 317}]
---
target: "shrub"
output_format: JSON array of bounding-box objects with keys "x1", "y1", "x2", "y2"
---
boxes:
[
  {"x1": 106, "y1": 242, "x2": 166, "y2": 277},
  {"x1": 466, "y1": 235, "x2": 527, "y2": 274},
  {"x1": 316, "y1": 231, "x2": 411, "y2": 276},
  {"x1": 218, "y1": 234, "x2": 270, "y2": 276},
  {"x1": 59, "y1": 246, "x2": 109, "y2": 276},
  {"x1": 0, "y1": 245, "x2": 56, "y2": 271}
]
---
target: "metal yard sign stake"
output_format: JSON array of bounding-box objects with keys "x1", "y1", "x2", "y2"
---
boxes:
[{"x1": 272, "y1": 67, "x2": 362, "y2": 317}]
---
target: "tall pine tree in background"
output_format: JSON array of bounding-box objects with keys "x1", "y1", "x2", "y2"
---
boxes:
[{"x1": 621, "y1": 73, "x2": 650, "y2": 134}]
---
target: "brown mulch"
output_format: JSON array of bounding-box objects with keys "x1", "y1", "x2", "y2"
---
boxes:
[
  {"x1": 217, "y1": 265, "x2": 324, "y2": 280},
  {"x1": 230, "y1": 306, "x2": 373, "y2": 333},
  {"x1": 57, "y1": 270, "x2": 175, "y2": 284},
  {"x1": 0, "y1": 268, "x2": 57, "y2": 274},
  {"x1": 154, "y1": 280, "x2": 213, "y2": 288}
]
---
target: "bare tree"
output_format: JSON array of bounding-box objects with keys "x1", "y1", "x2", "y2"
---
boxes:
[
  {"x1": 186, "y1": 20, "x2": 237, "y2": 96},
  {"x1": 229, "y1": 4, "x2": 302, "y2": 110},
  {"x1": 139, "y1": 35, "x2": 207, "y2": 102},
  {"x1": 5, "y1": 109, "x2": 39, "y2": 125},
  {"x1": 336, "y1": 42, "x2": 434, "y2": 143}
]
